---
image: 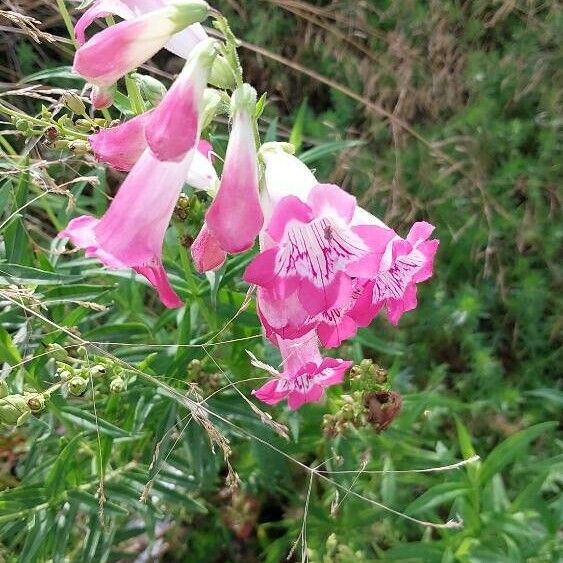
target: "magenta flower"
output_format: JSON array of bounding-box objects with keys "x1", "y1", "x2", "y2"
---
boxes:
[
  {"x1": 190, "y1": 223, "x2": 226, "y2": 273},
  {"x1": 251, "y1": 333, "x2": 352, "y2": 410},
  {"x1": 145, "y1": 38, "x2": 218, "y2": 161},
  {"x1": 73, "y1": 0, "x2": 210, "y2": 90},
  {"x1": 61, "y1": 148, "x2": 197, "y2": 308},
  {"x1": 243, "y1": 148, "x2": 439, "y2": 347},
  {"x1": 205, "y1": 84, "x2": 264, "y2": 254},
  {"x1": 367, "y1": 221, "x2": 440, "y2": 325},
  {"x1": 244, "y1": 183, "x2": 394, "y2": 316},
  {"x1": 89, "y1": 111, "x2": 152, "y2": 171},
  {"x1": 75, "y1": 0, "x2": 208, "y2": 59}
]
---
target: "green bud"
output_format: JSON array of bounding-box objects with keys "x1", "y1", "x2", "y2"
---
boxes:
[
  {"x1": 109, "y1": 377, "x2": 125, "y2": 394},
  {"x1": 62, "y1": 92, "x2": 87, "y2": 115},
  {"x1": 15, "y1": 119, "x2": 30, "y2": 132},
  {"x1": 200, "y1": 88, "x2": 222, "y2": 130},
  {"x1": 131, "y1": 73, "x2": 167, "y2": 107},
  {"x1": 230, "y1": 83, "x2": 257, "y2": 118},
  {"x1": 170, "y1": 0, "x2": 210, "y2": 31},
  {"x1": 52, "y1": 140, "x2": 70, "y2": 150},
  {"x1": 0, "y1": 380, "x2": 8, "y2": 399},
  {"x1": 68, "y1": 376, "x2": 88, "y2": 396},
  {"x1": 26, "y1": 393, "x2": 46, "y2": 413},
  {"x1": 188, "y1": 358, "x2": 203, "y2": 375},
  {"x1": 209, "y1": 56, "x2": 237, "y2": 90},
  {"x1": 69, "y1": 140, "x2": 91, "y2": 155},
  {"x1": 76, "y1": 346, "x2": 87, "y2": 358},
  {"x1": 0, "y1": 395, "x2": 31, "y2": 426},
  {"x1": 46, "y1": 343, "x2": 69, "y2": 362},
  {"x1": 90, "y1": 364, "x2": 108, "y2": 377}
]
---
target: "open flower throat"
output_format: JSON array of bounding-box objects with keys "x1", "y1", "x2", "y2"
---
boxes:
[{"x1": 61, "y1": 1, "x2": 439, "y2": 410}]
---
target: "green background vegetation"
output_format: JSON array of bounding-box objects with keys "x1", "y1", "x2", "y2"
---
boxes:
[{"x1": 0, "y1": 1, "x2": 561, "y2": 561}]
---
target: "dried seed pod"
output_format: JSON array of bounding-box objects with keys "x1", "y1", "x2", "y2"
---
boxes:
[{"x1": 365, "y1": 391, "x2": 402, "y2": 433}]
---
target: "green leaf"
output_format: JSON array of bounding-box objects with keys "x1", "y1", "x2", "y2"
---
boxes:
[
  {"x1": 405, "y1": 481, "x2": 469, "y2": 515},
  {"x1": 479, "y1": 421, "x2": 558, "y2": 485},
  {"x1": 60, "y1": 407, "x2": 140, "y2": 439},
  {"x1": 289, "y1": 100, "x2": 307, "y2": 152},
  {"x1": 0, "y1": 325, "x2": 22, "y2": 364},
  {"x1": 299, "y1": 140, "x2": 364, "y2": 164}
]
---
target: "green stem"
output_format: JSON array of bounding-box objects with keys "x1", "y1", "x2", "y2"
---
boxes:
[
  {"x1": 55, "y1": 0, "x2": 78, "y2": 49},
  {"x1": 125, "y1": 76, "x2": 145, "y2": 115}
]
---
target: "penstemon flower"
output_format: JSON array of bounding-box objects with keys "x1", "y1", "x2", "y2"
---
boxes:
[
  {"x1": 251, "y1": 333, "x2": 352, "y2": 410},
  {"x1": 204, "y1": 84, "x2": 264, "y2": 255},
  {"x1": 244, "y1": 146, "x2": 439, "y2": 349},
  {"x1": 73, "y1": 0, "x2": 210, "y2": 93},
  {"x1": 60, "y1": 148, "x2": 195, "y2": 308},
  {"x1": 75, "y1": 0, "x2": 209, "y2": 59}
]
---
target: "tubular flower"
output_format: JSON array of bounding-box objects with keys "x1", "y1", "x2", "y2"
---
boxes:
[
  {"x1": 73, "y1": 0, "x2": 210, "y2": 91},
  {"x1": 244, "y1": 147, "x2": 439, "y2": 347},
  {"x1": 75, "y1": 0, "x2": 208, "y2": 59},
  {"x1": 205, "y1": 84, "x2": 264, "y2": 254},
  {"x1": 251, "y1": 333, "x2": 352, "y2": 410},
  {"x1": 60, "y1": 148, "x2": 196, "y2": 308},
  {"x1": 244, "y1": 183, "x2": 394, "y2": 316},
  {"x1": 145, "y1": 38, "x2": 218, "y2": 161},
  {"x1": 190, "y1": 223, "x2": 227, "y2": 273}
]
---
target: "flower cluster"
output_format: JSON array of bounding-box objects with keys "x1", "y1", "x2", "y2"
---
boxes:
[{"x1": 61, "y1": 1, "x2": 438, "y2": 410}]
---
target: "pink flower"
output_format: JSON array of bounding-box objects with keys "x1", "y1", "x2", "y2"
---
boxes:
[
  {"x1": 190, "y1": 223, "x2": 226, "y2": 273},
  {"x1": 145, "y1": 38, "x2": 218, "y2": 161},
  {"x1": 244, "y1": 148, "x2": 439, "y2": 346},
  {"x1": 89, "y1": 111, "x2": 152, "y2": 171},
  {"x1": 73, "y1": 0, "x2": 210, "y2": 90},
  {"x1": 244, "y1": 183, "x2": 394, "y2": 316},
  {"x1": 75, "y1": 0, "x2": 208, "y2": 59},
  {"x1": 89, "y1": 112, "x2": 218, "y2": 189},
  {"x1": 367, "y1": 221, "x2": 439, "y2": 325},
  {"x1": 205, "y1": 84, "x2": 264, "y2": 254},
  {"x1": 251, "y1": 333, "x2": 352, "y2": 410},
  {"x1": 60, "y1": 148, "x2": 196, "y2": 308}
]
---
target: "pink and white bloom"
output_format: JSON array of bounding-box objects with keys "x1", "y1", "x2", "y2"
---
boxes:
[
  {"x1": 61, "y1": 148, "x2": 196, "y2": 308},
  {"x1": 75, "y1": 0, "x2": 208, "y2": 59},
  {"x1": 251, "y1": 333, "x2": 352, "y2": 410},
  {"x1": 145, "y1": 38, "x2": 218, "y2": 161},
  {"x1": 244, "y1": 183, "x2": 394, "y2": 316},
  {"x1": 244, "y1": 147, "x2": 439, "y2": 346},
  {"x1": 73, "y1": 0, "x2": 210, "y2": 91},
  {"x1": 205, "y1": 84, "x2": 264, "y2": 254}
]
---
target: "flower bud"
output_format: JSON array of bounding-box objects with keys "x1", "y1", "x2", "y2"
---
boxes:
[
  {"x1": 76, "y1": 346, "x2": 87, "y2": 358},
  {"x1": 109, "y1": 377, "x2": 125, "y2": 394},
  {"x1": 200, "y1": 88, "x2": 222, "y2": 130},
  {"x1": 46, "y1": 343, "x2": 69, "y2": 362},
  {"x1": 131, "y1": 73, "x2": 167, "y2": 107},
  {"x1": 90, "y1": 364, "x2": 107, "y2": 377},
  {"x1": 169, "y1": 0, "x2": 210, "y2": 30},
  {"x1": 0, "y1": 395, "x2": 31, "y2": 426},
  {"x1": 69, "y1": 140, "x2": 91, "y2": 156},
  {"x1": 26, "y1": 393, "x2": 46, "y2": 413},
  {"x1": 0, "y1": 380, "x2": 8, "y2": 399},
  {"x1": 209, "y1": 56, "x2": 237, "y2": 90},
  {"x1": 68, "y1": 376, "x2": 88, "y2": 396},
  {"x1": 62, "y1": 92, "x2": 86, "y2": 115}
]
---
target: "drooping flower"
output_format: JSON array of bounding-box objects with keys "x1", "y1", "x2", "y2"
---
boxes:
[
  {"x1": 75, "y1": 0, "x2": 209, "y2": 59},
  {"x1": 205, "y1": 84, "x2": 264, "y2": 254},
  {"x1": 73, "y1": 0, "x2": 210, "y2": 91},
  {"x1": 89, "y1": 110, "x2": 152, "y2": 171},
  {"x1": 61, "y1": 148, "x2": 196, "y2": 308},
  {"x1": 145, "y1": 38, "x2": 218, "y2": 161},
  {"x1": 251, "y1": 333, "x2": 352, "y2": 410}
]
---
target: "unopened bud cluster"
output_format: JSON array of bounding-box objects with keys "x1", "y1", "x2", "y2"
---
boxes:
[
  {"x1": 187, "y1": 358, "x2": 222, "y2": 393},
  {"x1": 323, "y1": 360, "x2": 402, "y2": 437}
]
